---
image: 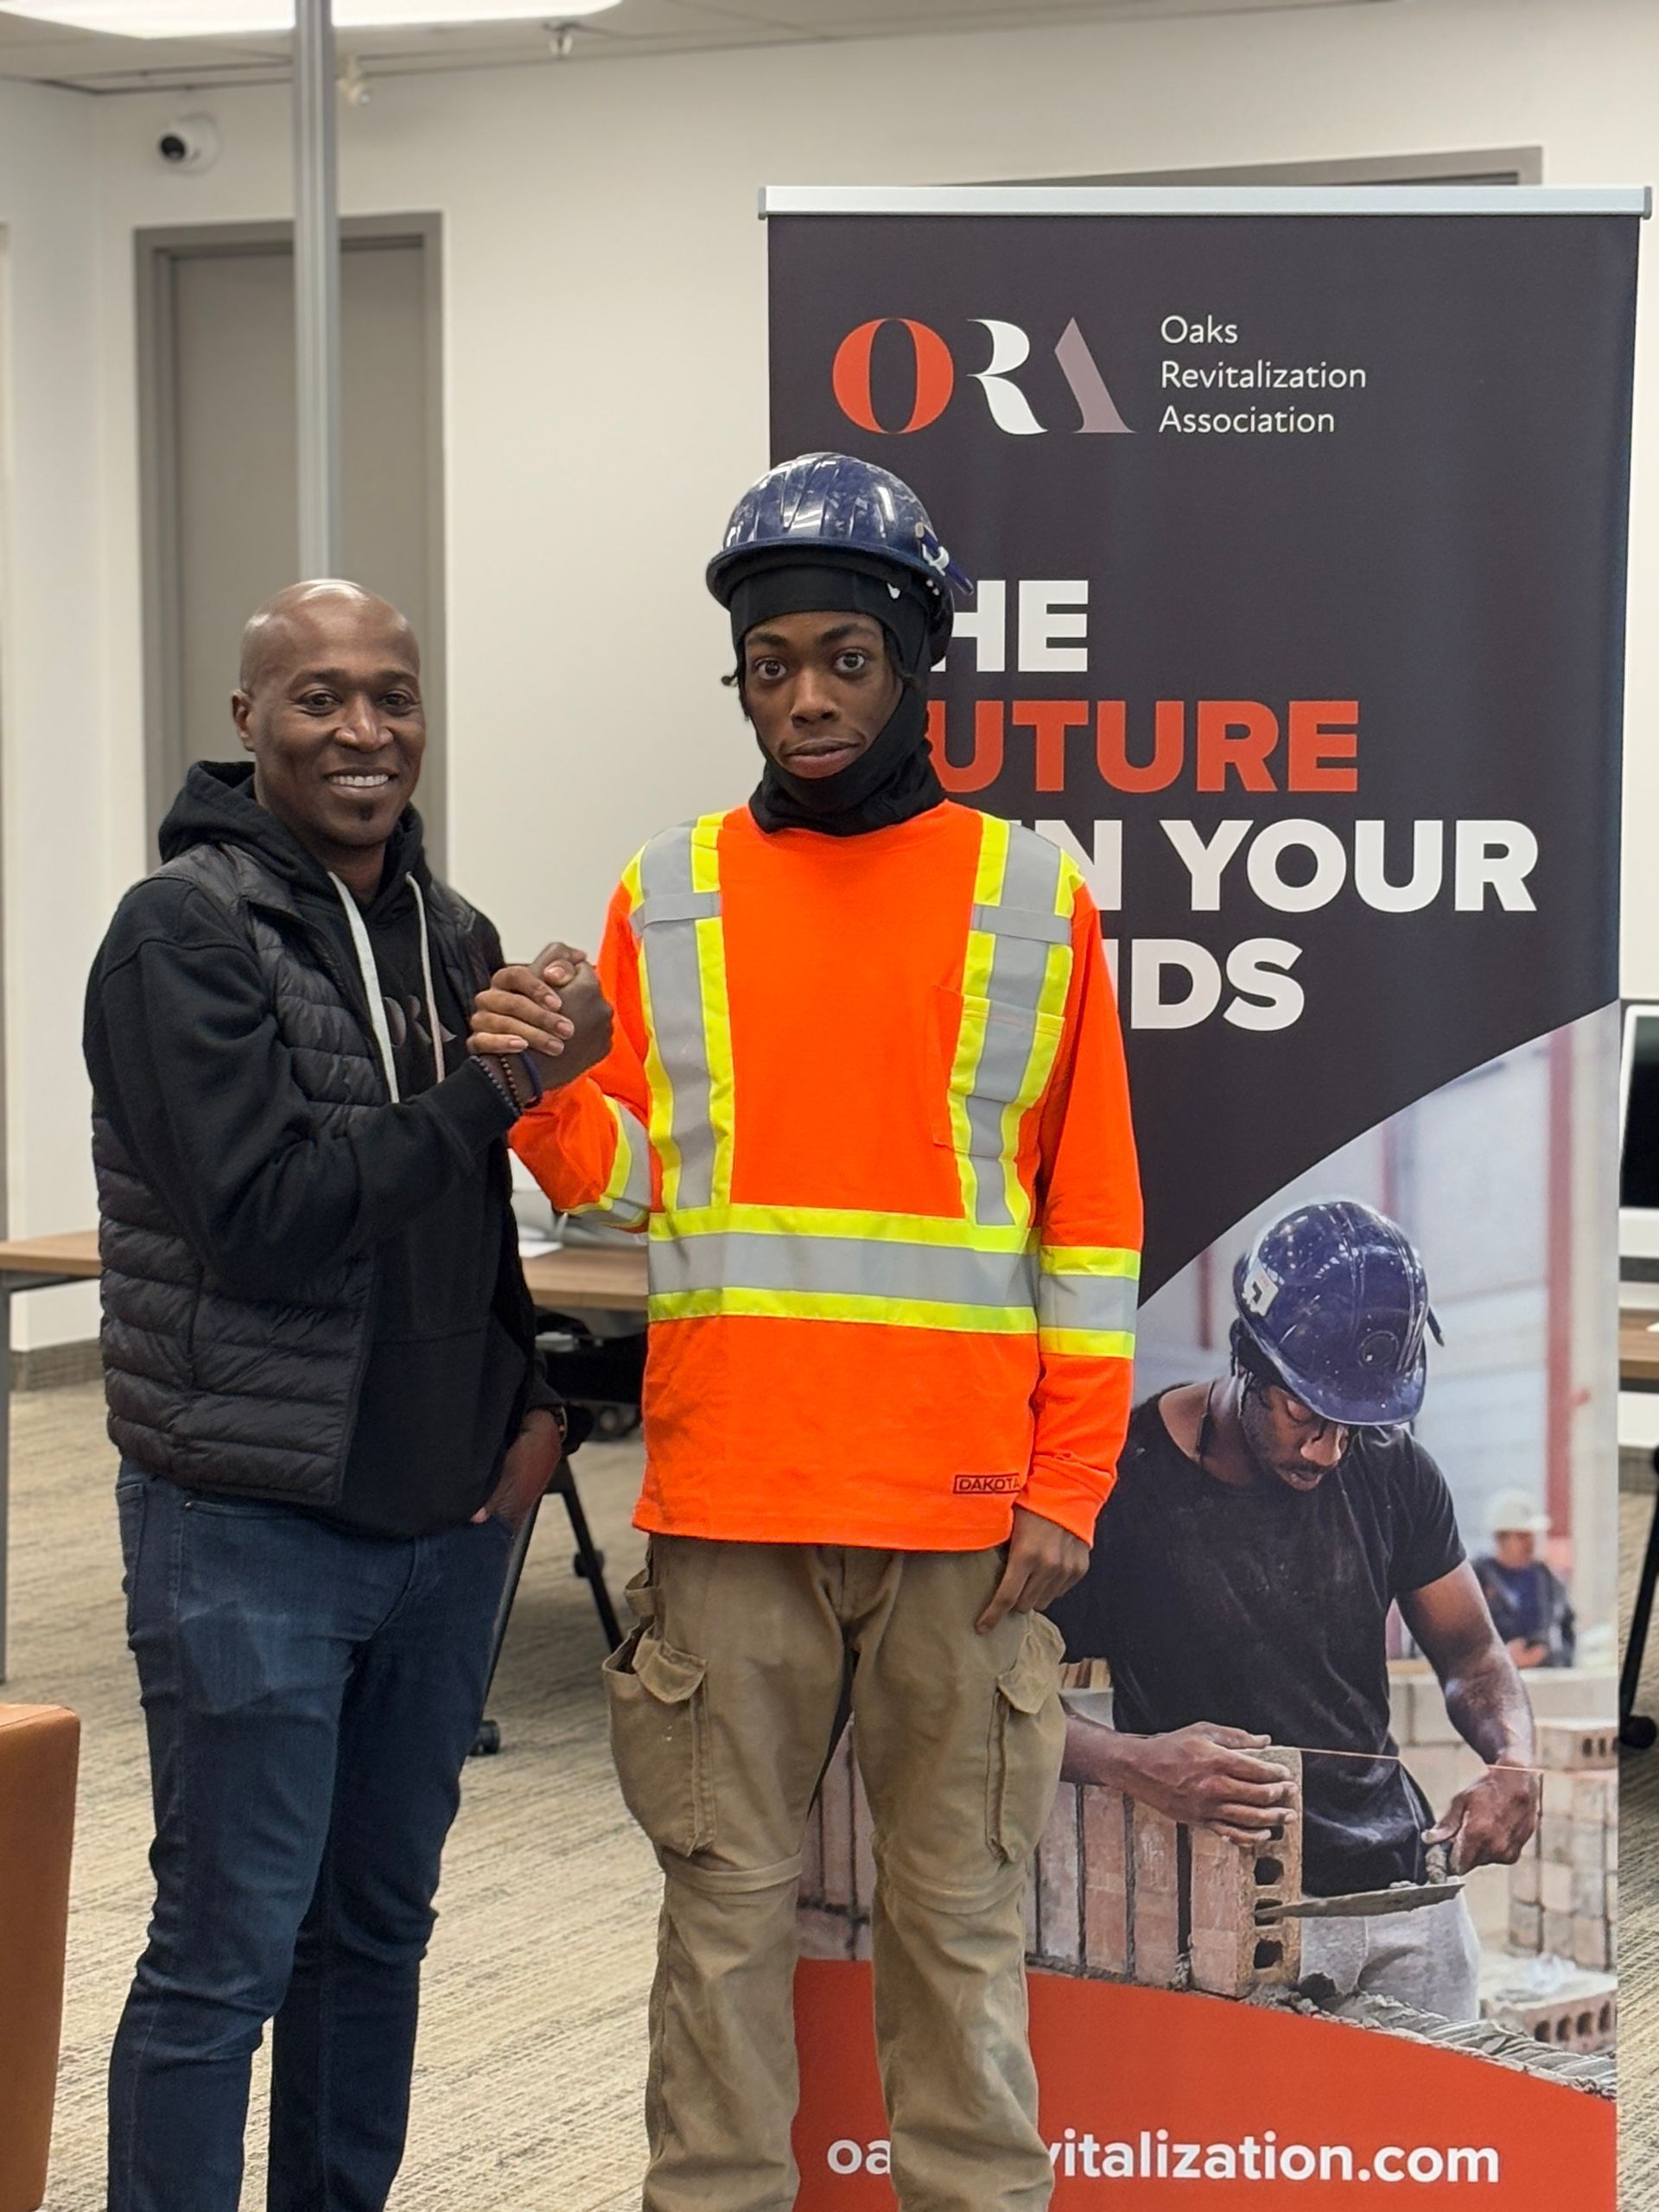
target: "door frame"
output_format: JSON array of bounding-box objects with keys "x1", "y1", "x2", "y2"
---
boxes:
[{"x1": 135, "y1": 212, "x2": 447, "y2": 865}]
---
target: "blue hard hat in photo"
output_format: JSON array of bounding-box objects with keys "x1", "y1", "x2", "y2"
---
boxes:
[
  {"x1": 707, "y1": 452, "x2": 975, "y2": 651},
  {"x1": 1231, "y1": 1198, "x2": 1436, "y2": 1427}
]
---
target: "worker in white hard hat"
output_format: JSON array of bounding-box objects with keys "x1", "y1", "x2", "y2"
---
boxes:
[{"x1": 1472, "y1": 1490, "x2": 1576, "y2": 1669}]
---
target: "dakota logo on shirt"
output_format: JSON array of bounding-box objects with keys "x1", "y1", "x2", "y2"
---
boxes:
[{"x1": 952, "y1": 1472, "x2": 1026, "y2": 1496}]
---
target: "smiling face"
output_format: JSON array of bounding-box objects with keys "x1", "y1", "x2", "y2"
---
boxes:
[
  {"x1": 232, "y1": 583, "x2": 424, "y2": 874},
  {"x1": 741, "y1": 609, "x2": 903, "y2": 780}
]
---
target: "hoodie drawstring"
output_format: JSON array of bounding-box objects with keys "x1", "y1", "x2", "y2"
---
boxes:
[
  {"x1": 408, "y1": 876, "x2": 446, "y2": 1094},
  {"x1": 328, "y1": 872, "x2": 445, "y2": 1103}
]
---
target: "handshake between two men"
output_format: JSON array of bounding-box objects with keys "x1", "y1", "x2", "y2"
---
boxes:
[{"x1": 470, "y1": 944, "x2": 615, "y2": 1084}]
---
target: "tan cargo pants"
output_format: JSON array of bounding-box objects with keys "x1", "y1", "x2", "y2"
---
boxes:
[{"x1": 602, "y1": 1536, "x2": 1065, "y2": 2212}]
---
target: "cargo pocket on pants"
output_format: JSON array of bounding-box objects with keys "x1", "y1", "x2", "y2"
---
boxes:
[
  {"x1": 987, "y1": 1611, "x2": 1066, "y2": 1865},
  {"x1": 603, "y1": 1626, "x2": 715, "y2": 1857}
]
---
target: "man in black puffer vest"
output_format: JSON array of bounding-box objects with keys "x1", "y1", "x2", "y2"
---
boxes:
[{"x1": 84, "y1": 580, "x2": 611, "y2": 2212}]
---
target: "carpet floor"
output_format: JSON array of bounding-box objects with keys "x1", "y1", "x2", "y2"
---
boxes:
[
  {"x1": 7, "y1": 1382, "x2": 1657, "y2": 2204},
  {"x1": 4, "y1": 1382, "x2": 658, "y2": 2209}
]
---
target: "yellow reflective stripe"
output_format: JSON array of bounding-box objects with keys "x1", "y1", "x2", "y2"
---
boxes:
[
  {"x1": 1040, "y1": 1245, "x2": 1141, "y2": 1278},
  {"x1": 950, "y1": 813, "x2": 1008, "y2": 1223},
  {"x1": 690, "y1": 812, "x2": 722, "y2": 895},
  {"x1": 654, "y1": 1201, "x2": 1036, "y2": 1253},
  {"x1": 650, "y1": 1287, "x2": 1039, "y2": 1334},
  {"x1": 598, "y1": 1096, "x2": 652, "y2": 1224},
  {"x1": 692, "y1": 817, "x2": 735, "y2": 1211},
  {"x1": 1039, "y1": 1328, "x2": 1137, "y2": 1360},
  {"x1": 973, "y1": 810, "x2": 1011, "y2": 905}
]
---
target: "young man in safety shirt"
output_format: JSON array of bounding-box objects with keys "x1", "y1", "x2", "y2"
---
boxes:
[{"x1": 471, "y1": 453, "x2": 1142, "y2": 2212}]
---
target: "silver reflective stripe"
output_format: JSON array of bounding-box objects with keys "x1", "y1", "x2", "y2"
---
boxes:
[
  {"x1": 962, "y1": 831, "x2": 1070, "y2": 1225},
  {"x1": 970, "y1": 903, "x2": 1071, "y2": 946},
  {"x1": 631, "y1": 890, "x2": 721, "y2": 931},
  {"x1": 651, "y1": 1231, "x2": 1037, "y2": 1310},
  {"x1": 635, "y1": 827, "x2": 721, "y2": 1211},
  {"x1": 1038, "y1": 1268, "x2": 1140, "y2": 1337},
  {"x1": 611, "y1": 1102, "x2": 654, "y2": 1217}
]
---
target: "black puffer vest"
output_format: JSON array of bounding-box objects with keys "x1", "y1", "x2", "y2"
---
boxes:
[{"x1": 93, "y1": 839, "x2": 493, "y2": 1504}]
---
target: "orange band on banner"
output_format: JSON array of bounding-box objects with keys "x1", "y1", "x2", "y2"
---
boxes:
[{"x1": 791, "y1": 1961, "x2": 1615, "y2": 2208}]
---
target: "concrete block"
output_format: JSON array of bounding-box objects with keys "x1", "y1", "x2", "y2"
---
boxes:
[
  {"x1": 1129, "y1": 1802, "x2": 1182, "y2": 1988},
  {"x1": 1606, "y1": 1814, "x2": 1618, "y2": 1872},
  {"x1": 798, "y1": 1910, "x2": 854, "y2": 1961},
  {"x1": 1464, "y1": 1859, "x2": 1510, "y2": 1945},
  {"x1": 1573, "y1": 1916, "x2": 1612, "y2": 1972},
  {"x1": 1571, "y1": 1821, "x2": 1606, "y2": 1876},
  {"x1": 1388, "y1": 1670, "x2": 1418, "y2": 1745},
  {"x1": 1408, "y1": 1676, "x2": 1459, "y2": 1745},
  {"x1": 1516, "y1": 1670, "x2": 1616, "y2": 1724},
  {"x1": 1484, "y1": 1974, "x2": 1617, "y2": 2054},
  {"x1": 1571, "y1": 1866, "x2": 1606, "y2": 1919},
  {"x1": 1535, "y1": 1720, "x2": 1618, "y2": 1771},
  {"x1": 1081, "y1": 1786, "x2": 1128, "y2": 1976},
  {"x1": 818, "y1": 1729, "x2": 855, "y2": 1911},
  {"x1": 1507, "y1": 1899, "x2": 1541, "y2": 1952},
  {"x1": 1541, "y1": 1771, "x2": 1577, "y2": 1822},
  {"x1": 1542, "y1": 1909, "x2": 1576, "y2": 1959},
  {"x1": 1607, "y1": 1872, "x2": 1618, "y2": 1925},
  {"x1": 1510, "y1": 1853, "x2": 1539, "y2": 1906},
  {"x1": 1188, "y1": 1825, "x2": 1299, "y2": 1995},
  {"x1": 1573, "y1": 1770, "x2": 1616, "y2": 1826},
  {"x1": 1036, "y1": 1783, "x2": 1082, "y2": 1963},
  {"x1": 1540, "y1": 1812, "x2": 1574, "y2": 1866},
  {"x1": 1540, "y1": 1860, "x2": 1575, "y2": 1915}
]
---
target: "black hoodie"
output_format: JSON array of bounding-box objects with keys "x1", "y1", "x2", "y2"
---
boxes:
[{"x1": 85, "y1": 762, "x2": 552, "y2": 1537}]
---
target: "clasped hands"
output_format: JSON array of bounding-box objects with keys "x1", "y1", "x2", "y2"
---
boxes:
[{"x1": 469, "y1": 942, "x2": 613, "y2": 1090}]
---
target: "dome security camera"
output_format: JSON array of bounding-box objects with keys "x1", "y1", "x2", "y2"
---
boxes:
[{"x1": 156, "y1": 117, "x2": 219, "y2": 172}]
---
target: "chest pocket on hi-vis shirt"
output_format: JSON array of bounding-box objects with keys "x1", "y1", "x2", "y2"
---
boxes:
[{"x1": 931, "y1": 988, "x2": 1068, "y2": 1160}]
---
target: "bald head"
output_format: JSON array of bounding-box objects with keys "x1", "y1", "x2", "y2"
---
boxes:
[
  {"x1": 238, "y1": 579, "x2": 418, "y2": 696},
  {"x1": 231, "y1": 578, "x2": 427, "y2": 894}
]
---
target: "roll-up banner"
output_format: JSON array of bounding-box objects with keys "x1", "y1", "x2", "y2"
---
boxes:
[{"x1": 766, "y1": 186, "x2": 1643, "y2": 2205}]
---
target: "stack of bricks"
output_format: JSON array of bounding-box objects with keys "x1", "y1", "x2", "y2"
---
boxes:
[
  {"x1": 798, "y1": 1723, "x2": 1304, "y2": 1999},
  {"x1": 1505, "y1": 1719, "x2": 1617, "y2": 1976}
]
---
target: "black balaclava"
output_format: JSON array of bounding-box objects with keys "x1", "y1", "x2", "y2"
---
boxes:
[{"x1": 730, "y1": 556, "x2": 945, "y2": 838}]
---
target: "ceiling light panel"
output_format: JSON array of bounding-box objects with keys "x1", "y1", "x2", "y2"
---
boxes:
[{"x1": 0, "y1": 0, "x2": 621, "y2": 35}]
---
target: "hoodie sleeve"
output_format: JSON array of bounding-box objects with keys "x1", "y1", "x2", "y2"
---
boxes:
[{"x1": 85, "y1": 878, "x2": 518, "y2": 1302}]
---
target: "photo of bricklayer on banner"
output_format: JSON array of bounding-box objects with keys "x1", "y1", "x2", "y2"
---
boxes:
[{"x1": 764, "y1": 187, "x2": 1641, "y2": 2203}]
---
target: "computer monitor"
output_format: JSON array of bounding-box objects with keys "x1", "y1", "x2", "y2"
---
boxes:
[{"x1": 1621, "y1": 1002, "x2": 1659, "y2": 1271}]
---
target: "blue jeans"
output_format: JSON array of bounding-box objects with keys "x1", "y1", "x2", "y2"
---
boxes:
[{"x1": 108, "y1": 1466, "x2": 514, "y2": 2212}]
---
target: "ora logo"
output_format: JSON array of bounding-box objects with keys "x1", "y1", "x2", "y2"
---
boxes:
[{"x1": 831, "y1": 315, "x2": 1132, "y2": 437}]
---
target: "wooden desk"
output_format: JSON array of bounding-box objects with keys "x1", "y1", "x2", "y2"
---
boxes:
[
  {"x1": 0, "y1": 1230, "x2": 647, "y2": 1681},
  {"x1": 1619, "y1": 1307, "x2": 1659, "y2": 1391}
]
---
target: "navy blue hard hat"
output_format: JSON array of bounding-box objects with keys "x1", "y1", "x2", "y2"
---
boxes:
[
  {"x1": 707, "y1": 452, "x2": 974, "y2": 652},
  {"x1": 1231, "y1": 1199, "x2": 1435, "y2": 1427}
]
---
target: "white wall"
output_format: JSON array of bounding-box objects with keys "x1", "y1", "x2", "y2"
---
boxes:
[
  {"x1": 5, "y1": 0, "x2": 1659, "y2": 1345},
  {"x1": 0, "y1": 79, "x2": 105, "y2": 1348}
]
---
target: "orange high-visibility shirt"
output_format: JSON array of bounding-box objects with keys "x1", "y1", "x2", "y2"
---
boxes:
[{"x1": 513, "y1": 801, "x2": 1141, "y2": 1549}]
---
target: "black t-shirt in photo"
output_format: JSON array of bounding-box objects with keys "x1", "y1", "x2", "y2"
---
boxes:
[{"x1": 1047, "y1": 1391, "x2": 1466, "y2": 1896}]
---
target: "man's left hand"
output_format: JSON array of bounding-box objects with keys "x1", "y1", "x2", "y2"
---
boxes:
[
  {"x1": 976, "y1": 1505, "x2": 1090, "y2": 1634},
  {"x1": 1423, "y1": 1762, "x2": 1540, "y2": 1873},
  {"x1": 472, "y1": 1408, "x2": 564, "y2": 1533}
]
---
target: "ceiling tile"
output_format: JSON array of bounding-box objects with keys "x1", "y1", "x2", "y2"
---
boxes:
[{"x1": 0, "y1": 0, "x2": 1391, "y2": 90}]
